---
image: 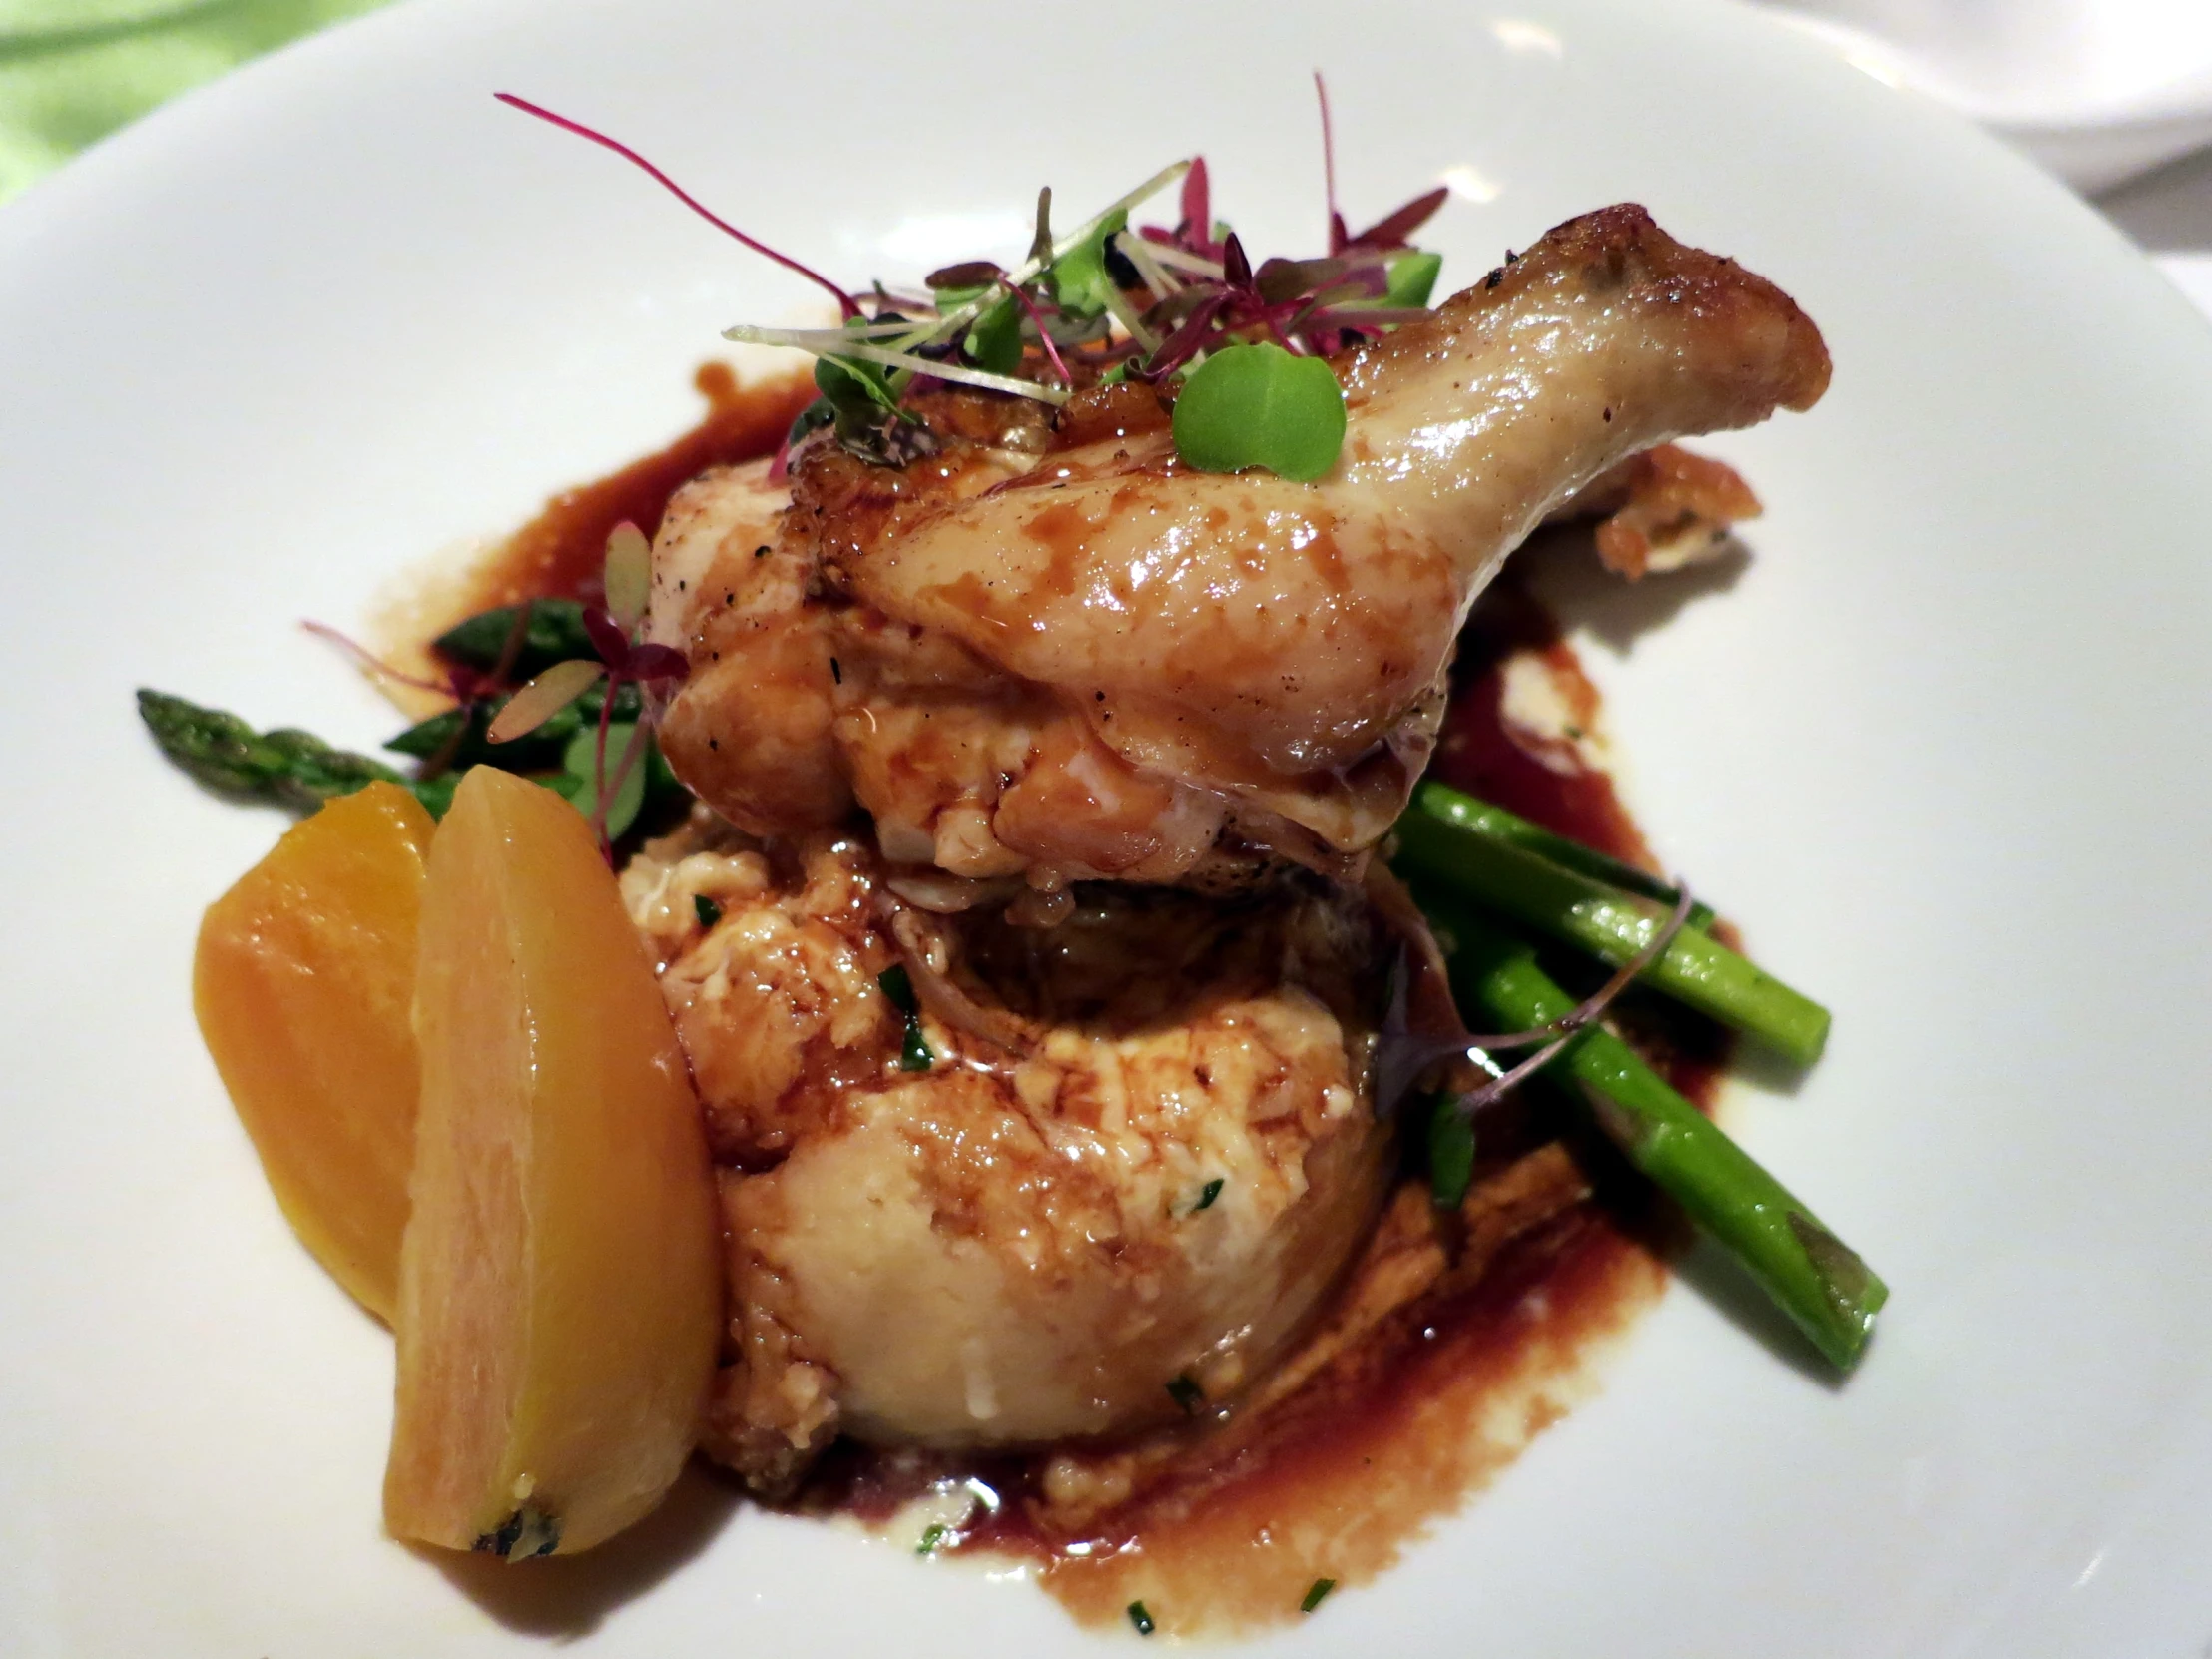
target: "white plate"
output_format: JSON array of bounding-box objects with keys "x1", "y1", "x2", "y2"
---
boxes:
[
  {"x1": 1763, "y1": 0, "x2": 2212, "y2": 189},
  {"x1": 5, "y1": 0, "x2": 2212, "y2": 1652}
]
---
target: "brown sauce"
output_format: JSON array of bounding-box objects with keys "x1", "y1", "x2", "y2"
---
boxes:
[
  {"x1": 460, "y1": 363, "x2": 813, "y2": 611},
  {"x1": 446, "y1": 372, "x2": 1730, "y2": 1636}
]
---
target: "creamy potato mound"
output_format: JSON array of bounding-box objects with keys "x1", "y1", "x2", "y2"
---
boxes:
[{"x1": 622, "y1": 813, "x2": 1391, "y2": 1494}]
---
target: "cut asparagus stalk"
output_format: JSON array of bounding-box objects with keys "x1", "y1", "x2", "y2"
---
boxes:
[
  {"x1": 1396, "y1": 782, "x2": 1829, "y2": 1064},
  {"x1": 1410, "y1": 881, "x2": 1885, "y2": 1371}
]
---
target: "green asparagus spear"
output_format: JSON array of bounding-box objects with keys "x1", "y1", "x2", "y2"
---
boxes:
[
  {"x1": 1407, "y1": 785, "x2": 1717, "y2": 931},
  {"x1": 431, "y1": 599, "x2": 595, "y2": 680},
  {"x1": 137, "y1": 689, "x2": 407, "y2": 812},
  {"x1": 1395, "y1": 782, "x2": 1829, "y2": 1064},
  {"x1": 1412, "y1": 881, "x2": 1884, "y2": 1370}
]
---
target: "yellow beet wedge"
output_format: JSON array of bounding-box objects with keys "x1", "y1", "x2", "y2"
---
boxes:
[
  {"x1": 194, "y1": 782, "x2": 434, "y2": 1322},
  {"x1": 385, "y1": 767, "x2": 720, "y2": 1559}
]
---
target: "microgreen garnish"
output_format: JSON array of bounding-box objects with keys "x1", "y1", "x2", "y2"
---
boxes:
[
  {"x1": 499, "y1": 84, "x2": 1452, "y2": 480},
  {"x1": 494, "y1": 93, "x2": 858, "y2": 319},
  {"x1": 482, "y1": 521, "x2": 689, "y2": 858},
  {"x1": 1451, "y1": 883, "x2": 1700, "y2": 1116},
  {"x1": 1194, "y1": 1178, "x2": 1224, "y2": 1212},
  {"x1": 1127, "y1": 1601, "x2": 1156, "y2": 1636},
  {"x1": 878, "y1": 965, "x2": 935, "y2": 1072},
  {"x1": 1301, "y1": 1577, "x2": 1337, "y2": 1614},
  {"x1": 916, "y1": 1522, "x2": 949, "y2": 1556},
  {"x1": 695, "y1": 894, "x2": 722, "y2": 929},
  {"x1": 1171, "y1": 343, "x2": 1346, "y2": 481},
  {"x1": 1165, "y1": 1374, "x2": 1204, "y2": 1414}
]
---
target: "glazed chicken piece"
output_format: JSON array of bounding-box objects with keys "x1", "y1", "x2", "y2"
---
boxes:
[
  {"x1": 651, "y1": 205, "x2": 1829, "y2": 890},
  {"x1": 621, "y1": 818, "x2": 1393, "y2": 1493}
]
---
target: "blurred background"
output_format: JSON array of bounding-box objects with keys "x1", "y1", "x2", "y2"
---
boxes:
[{"x1": 2, "y1": 0, "x2": 2207, "y2": 316}]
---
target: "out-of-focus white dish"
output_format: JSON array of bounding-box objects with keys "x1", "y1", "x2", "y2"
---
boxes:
[
  {"x1": 3, "y1": 0, "x2": 2211, "y2": 1652},
  {"x1": 1766, "y1": 0, "x2": 2212, "y2": 188}
]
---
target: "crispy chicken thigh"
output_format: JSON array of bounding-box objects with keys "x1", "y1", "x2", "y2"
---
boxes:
[{"x1": 652, "y1": 204, "x2": 1827, "y2": 890}]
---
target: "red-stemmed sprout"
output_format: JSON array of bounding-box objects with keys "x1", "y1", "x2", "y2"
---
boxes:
[
  {"x1": 1451, "y1": 882, "x2": 1701, "y2": 1117},
  {"x1": 486, "y1": 522, "x2": 688, "y2": 859},
  {"x1": 494, "y1": 93, "x2": 859, "y2": 321},
  {"x1": 497, "y1": 80, "x2": 1451, "y2": 461}
]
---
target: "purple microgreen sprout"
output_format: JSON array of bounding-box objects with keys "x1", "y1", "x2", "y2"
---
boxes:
[
  {"x1": 1316, "y1": 70, "x2": 1348, "y2": 254},
  {"x1": 494, "y1": 94, "x2": 859, "y2": 320},
  {"x1": 481, "y1": 521, "x2": 689, "y2": 858},
  {"x1": 1448, "y1": 881, "x2": 1700, "y2": 1114},
  {"x1": 993, "y1": 276, "x2": 1075, "y2": 386}
]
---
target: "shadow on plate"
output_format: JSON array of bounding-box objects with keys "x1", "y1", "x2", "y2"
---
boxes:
[
  {"x1": 426, "y1": 1462, "x2": 744, "y2": 1635},
  {"x1": 1514, "y1": 522, "x2": 1750, "y2": 653}
]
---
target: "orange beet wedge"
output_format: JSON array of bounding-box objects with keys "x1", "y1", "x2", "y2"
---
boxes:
[
  {"x1": 194, "y1": 782, "x2": 434, "y2": 1322},
  {"x1": 384, "y1": 767, "x2": 719, "y2": 1559}
]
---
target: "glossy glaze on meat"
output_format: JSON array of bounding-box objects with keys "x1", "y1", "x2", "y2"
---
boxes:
[{"x1": 649, "y1": 206, "x2": 1826, "y2": 892}]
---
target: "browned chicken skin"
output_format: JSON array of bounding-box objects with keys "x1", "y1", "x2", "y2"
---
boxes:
[
  {"x1": 622, "y1": 205, "x2": 1829, "y2": 1497},
  {"x1": 649, "y1": 205, "x2": 1826, "y2": 895}
]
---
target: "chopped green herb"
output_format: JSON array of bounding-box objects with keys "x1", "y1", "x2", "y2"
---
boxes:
[
  {"x1": 1194, "y1": 1178, "x2": 1224, "y2": 1212},
  {"x1": 1428, "y1": 1095, "x2": 1475, "y2": 1210},
  {"x1": 694, "y1": 894, "x2": 722, "y2": 929},
  {"x1": 916, "y1": 1522, "x2": 948, "y2": 1556},
  {"x1": 899, "y1": 1021, "x2": 935, "y2": 1072},
  {"x1": 1127, "y1": 1601, "x2": 1156, "y2": 1636},
  {"x1": 1170, "y1": 342, "x2": 1347, "y2": 482},
  {"x1": 878, "y1": 966, "x2": 935, "y2": 1071},
  {"x1": 1301, "y1": 1577, "x2": 1337, "y2": 1614},
  {"x1": 878, "y1": 964, "x2": 918, "y2": 1013},
  {"x1": 1165, "y1": 1374, "x2": 1204, "y2": 1414}
]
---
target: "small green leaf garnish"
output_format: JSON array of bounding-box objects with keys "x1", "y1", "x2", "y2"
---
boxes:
[
  {"x1": 486, "y1": 657, "x2": 606, "y2": 744},
  {"x1": 916, "y1": 1522, "x2": 949, "y2": 1556},
  {"x1": 556, "y1": 721, "x2": 649, "y2": 842},
  {"x1": 1165, "y1": 1374, "x2": 1203, "y2": 1414},
  {"x1": 1301, "y1": 1577, "x2": 1337, "y2": 1613},
  {"x1": 1194, "y1": 1178, "x2": 1224, "y2": 1212},
  {"x1": 1384, "y1": 250, "x2": 1443, "y2": 309},
  {"x1": 1127, "y1": 1601, "x2": 1156, "y2": 1636},
  {"x1": 962, "y1": 294, "x2": 1023, "y2": 375},
  {"x1": 1171, "y1": 342, "x2": 1346, "y2": 482},
  {"x1": 1427, "y1": 1095, "x2": 1475, "y2": 1210},
  {"x1": 694, "y1": 893, "x2": 722, "y2": 929},
  {"x1": 1050, "y1": 208, "x2": 1129, "y2": 320},
  {"x1": 602, "y1": 521, "x2": 652, "y2": 633}
]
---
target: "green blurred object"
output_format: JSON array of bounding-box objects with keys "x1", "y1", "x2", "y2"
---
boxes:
[{"x1": 0, "y1": 0, "x2": 395, "y2": 204}]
